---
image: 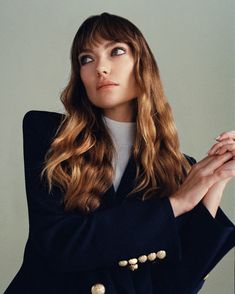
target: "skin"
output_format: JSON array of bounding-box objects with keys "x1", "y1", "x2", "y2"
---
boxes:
[
  {"x1": 79, "y1": 38, "x2": 235, "y2": 218},
  {"x1": 202, "y1": 131, "x2": 235, "y2": 217},
  {"x1": 170, "y1": 132, "x2": 235, "y2": 218},
  {"x1": 79, "y1": 38, "x2": 139, "y2": 122}
]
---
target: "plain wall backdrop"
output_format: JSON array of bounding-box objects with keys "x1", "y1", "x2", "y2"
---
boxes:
[{"x1": 0, "y1": 0, "x2": 234, "y2": 293}]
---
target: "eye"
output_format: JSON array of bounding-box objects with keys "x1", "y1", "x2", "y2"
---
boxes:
[
  {"x1": 79, "y1": 55, "x2": 93, "y2": 66},
  {"x1": 111, "y1": 47, "x2": 126, "y2": 56},
  {"x1": 79, "y1": 47, "x2": 126, "y2": 66}
]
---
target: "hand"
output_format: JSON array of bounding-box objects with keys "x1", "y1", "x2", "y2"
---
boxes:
[
  {"x1": 202, "y1": 159, "x2": 235, "y2": 218},
  {"x1": 207, "y1": 130, "x2": 235, "y2": 182},
  {"x1": 169, "y1": 152, "x2": 234, "y2": 217},
  {"x1": 202, "y1": 131, "x2": 235, "y2": 217},
  {"x1": 207, "y1": 130, "x2": 235, "y2": 157},
  {"x1": 202, "y1": 181, "x2": 228, "y2": 218}
]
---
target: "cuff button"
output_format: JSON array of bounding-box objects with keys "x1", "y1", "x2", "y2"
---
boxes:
[
  {"x1": 156, "y1": 250, "x2": 166, "y2": 259},
  {"x1": 118, "y1": 260, "x2": 128, "y2": 267},
  {"x1": 91, "y1": 283, "x2": 105, "y2": 294},
  {"x1": 138, "y1": 255, "x2": 148, "y2": 263},
  {"x1": 147, "y1": 252, "x2": 157, "y2": 261},
  {"x1": 129, "y1": 263, "x2": 138, "y2": 271},
  {"x1": 128, "y1": 258, "x2": 138, "y2": 265}
]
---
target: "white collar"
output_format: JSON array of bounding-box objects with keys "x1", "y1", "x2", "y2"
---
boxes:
[{"x1": 102, "y1": 115, "x2": 136, "y2": 147}]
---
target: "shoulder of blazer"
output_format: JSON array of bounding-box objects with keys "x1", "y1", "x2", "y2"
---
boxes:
[
  {"x1": 22, "y1": 110, "x2": 65, "y2": 141},
  {"x1": 22, "y1": 111, "x2": 198, "y2": 167}
]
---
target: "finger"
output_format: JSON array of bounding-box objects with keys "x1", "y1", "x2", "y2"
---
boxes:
[
  {"x1": 216, "y1": 158, "x2": 235, "y2": 172},
  {"x1": 216, "y1": 143, "x2": 235, "y2": 155},
  {"x1": 192, "y1": 154, "x2": 221, "y2": 170},
  {"x1": 203, "y1": 170, "x2": 234, "y2": 188},
  {"x1": 214, "y1": 168, "x2": 235, "y2": 179},
  {"x1": 207, "y1": 139, "x2": 234, "y2": 155},
  {"x1": 206, "y1": 168, "x2": 235, "y2": 186},
  {"x1": 190, "y1": 152, "x2": 234, "y2": 175},
  {"x1": 212, "y1": 167, "x2": 235, "y2": 193},
  {"x1": 215, "y1": 131, "x2": 235, "y2": 141},
  {"x1": 195, "y1": 152, "x2": 234, "y2": 176}
]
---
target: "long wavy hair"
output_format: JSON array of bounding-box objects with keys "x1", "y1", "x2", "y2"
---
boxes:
[{"x1": 40, "y1": 12, "x2": 191, "y2": 214}]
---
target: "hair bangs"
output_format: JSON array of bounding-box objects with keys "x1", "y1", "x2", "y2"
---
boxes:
[{"x1": 75, "y1": 13, "x2": 140, "y2": 60}]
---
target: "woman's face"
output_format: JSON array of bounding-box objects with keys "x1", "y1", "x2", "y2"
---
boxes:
[{"x1": 79, "y1": 38, "x2": 139, "y2": 122}]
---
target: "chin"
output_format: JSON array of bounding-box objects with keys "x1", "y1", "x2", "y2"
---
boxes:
[{"x1": 95, "y1": 100, "x2": 122, "y2": 109}]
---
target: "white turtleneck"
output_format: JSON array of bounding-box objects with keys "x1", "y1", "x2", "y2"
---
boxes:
[{"x1": 102, "y1": 115, "x2": 136, "y2": 191}]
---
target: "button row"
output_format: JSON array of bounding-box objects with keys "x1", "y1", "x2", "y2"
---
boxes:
[{"x1": 118, "y1": 250, "x2": 166, "y2": 271}]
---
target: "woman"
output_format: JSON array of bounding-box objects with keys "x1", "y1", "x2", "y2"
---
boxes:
[{"x1": 5, "y1": 12, "x2": 235, "y2": 294}]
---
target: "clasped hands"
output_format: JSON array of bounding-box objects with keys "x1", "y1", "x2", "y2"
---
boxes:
[{"x1": 169, "y1": 131, "x2": 235, "y2": 218}]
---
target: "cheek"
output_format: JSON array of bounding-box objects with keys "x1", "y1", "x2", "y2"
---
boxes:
[
  {"x1": 117, "y1": 60, "x2": 134, "y2": 82},
  {"x1": 80, "y1": 70, "x2": 88, "y2": 86},
  {"x1": 123, "y1": 65, "x2": 136, "y2": 88},
  {"x1": 126, "y1": 68, "x2": 139, "y2": 96},
  {"x1": 80, "y1": 71, "x2": 94, "y2": 93}
]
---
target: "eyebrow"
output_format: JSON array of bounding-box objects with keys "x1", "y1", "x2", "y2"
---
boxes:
[{"x1": 78, "y1": 41, "x2": 124, "y2": 56}]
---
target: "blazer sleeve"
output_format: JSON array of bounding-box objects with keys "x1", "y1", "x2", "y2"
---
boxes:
[
  {"x1": 22, "y1": 110, "x2": 182, "y2": 273},
  {"x1": 170, "y1": 155, "x2": 235, "y2": 293}
]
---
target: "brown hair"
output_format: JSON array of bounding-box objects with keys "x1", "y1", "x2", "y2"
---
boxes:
[{"x1": 40, "y1": 12, "x2": 191, "y2": 214}]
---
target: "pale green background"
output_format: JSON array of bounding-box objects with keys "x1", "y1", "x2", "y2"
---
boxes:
[{"x1": 0, "y1": 0, "x2": 234, "y2": 293}]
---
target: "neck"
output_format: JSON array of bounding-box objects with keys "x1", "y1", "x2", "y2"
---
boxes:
[{"x1": 102, "y1": 99, "x2": 137, "y2": 122}]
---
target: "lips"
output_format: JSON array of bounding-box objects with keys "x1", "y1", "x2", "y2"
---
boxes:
[{"x1": 97, "y1": 79, "x2": 119, "y2": 90}]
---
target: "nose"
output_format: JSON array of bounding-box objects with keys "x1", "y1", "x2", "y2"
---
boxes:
[{"x1": 96, "y1": 65, "x2": 110, "y2": 77}]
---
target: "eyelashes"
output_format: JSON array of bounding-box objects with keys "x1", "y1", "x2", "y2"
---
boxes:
[{"x1": 79, "y1": 47, "x2": 126, "y2": 66}]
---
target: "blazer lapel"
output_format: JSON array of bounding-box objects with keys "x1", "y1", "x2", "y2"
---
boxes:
[
  {"x1": 102, "y1": 150, "x2": 137, "y2": 206},
  {"x1": 114, "y1": 150, "x2": 137, "y2": 202}
]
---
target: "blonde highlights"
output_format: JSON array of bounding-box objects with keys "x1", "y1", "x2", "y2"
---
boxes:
[{"x1": 40, "y1": 12, "x2": 191, "y2": 214}]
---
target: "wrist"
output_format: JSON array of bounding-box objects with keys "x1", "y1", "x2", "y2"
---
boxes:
[
  {"x1": 207, "y1": 180, "x2": 228, "y2": 194},
  {"x1": 202, "y1": 181, "x2": 227, "y2": 218},
  {"x1": 169, "y1": 194, "x2": 191, "y2": 217}
]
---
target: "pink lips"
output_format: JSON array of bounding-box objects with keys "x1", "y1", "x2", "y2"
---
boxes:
[
  {"x1": 97, "y1": 79, "x2": 119, "y2": 90},
  {"x1": 98, "y1": 84, "x2": 118, "y2": 90}
]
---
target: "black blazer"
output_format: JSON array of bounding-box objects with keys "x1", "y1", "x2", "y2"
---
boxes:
[{"x1": 4, "y1": 110, "x2": 235, "y2": 294}]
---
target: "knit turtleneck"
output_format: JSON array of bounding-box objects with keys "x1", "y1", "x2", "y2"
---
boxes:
[{"x1": 102, "y1": 115, "x2": 136, "y2": 191}]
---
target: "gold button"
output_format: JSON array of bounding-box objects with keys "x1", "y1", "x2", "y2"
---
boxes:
[
  {"x1": 129, "y1": 264, "x2": 138, "y2": 271},
  {"x1": 147, "y1": 252, "x2": 157, "y2": 261},
  {"x1": 128, "y1": 258, "x2": 138, "y2": 265},
  {"x1": 138, "y1": 255, "x2": 148, "y2": 263},
  {"x1": 91, "y1": 283, "x2": 105, "y2": 294},
  {"x1": 118, "y1": 260, "x2": 128, "y2": 267},
  {"x1": 156, "y1": 250, "x2": 166, "y2": 259},
  {"x1": 203, "y1": 274, "x2": 209, "y2": 280}
]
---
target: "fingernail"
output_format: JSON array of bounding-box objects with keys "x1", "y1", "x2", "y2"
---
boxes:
[{"x1": 215, "y1": 135, "x2": 221, "y2": 140}]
